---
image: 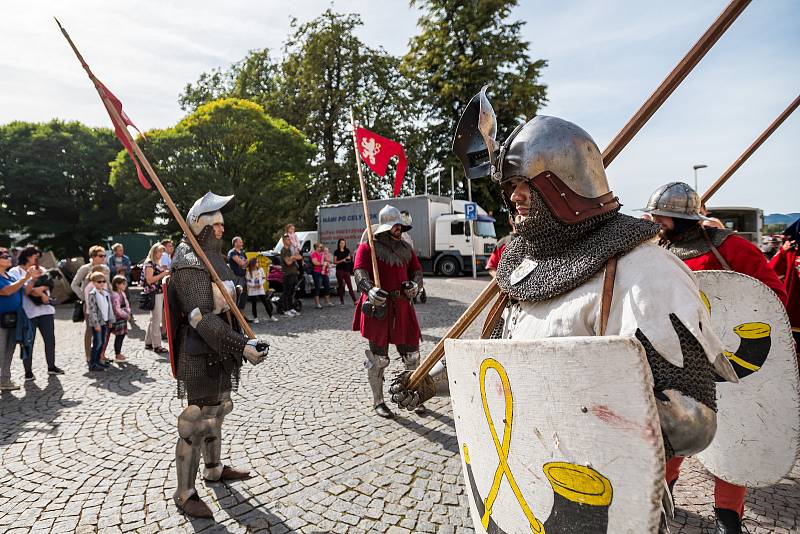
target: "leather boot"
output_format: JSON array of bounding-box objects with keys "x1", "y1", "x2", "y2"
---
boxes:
[
  {"x1": 374, "y1": 402, "x2": 394, "y2": 418},
  {"x1": 714, "y1": 508, "x2": 742, "y2": 534},
  {"x1": 175, "y1": 492, "x2": 214, "y2": 519}
]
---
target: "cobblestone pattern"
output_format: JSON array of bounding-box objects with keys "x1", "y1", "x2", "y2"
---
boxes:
[{"x1": 0, "y1": 277, "x2": 797, "y2": 533}]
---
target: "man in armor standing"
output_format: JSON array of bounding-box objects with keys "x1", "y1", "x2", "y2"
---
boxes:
[
  {"x1": 390, "y1": 91, "x2": 737, "y2": 531},
  {"x1": 353, "y1": 205, "x2": 424, "y2": 419},
  {"x1": 641, "y1": 182, "x2": 787, "y2": 534},
  {"x1": 167, "y1": 192, "x2": 269, "y2": 518}
]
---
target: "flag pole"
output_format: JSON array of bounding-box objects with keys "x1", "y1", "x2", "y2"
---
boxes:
[
  {"x1": 350, "y1": 110, "x2": 381, "y2": 288},
  {"x1": 701, "y1": 93, "x2": 800, "y2": 204},
  {"x1": 407, "y1": 0, "x2": 752, "y2": 389},
  {"x1": 56, "y1": 19, "x2": 256, "y2": 339}
]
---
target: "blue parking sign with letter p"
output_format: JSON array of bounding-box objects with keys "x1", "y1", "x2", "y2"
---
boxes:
[{"x1": 465, "y1": 202, "x2": 477, "y2": 221}]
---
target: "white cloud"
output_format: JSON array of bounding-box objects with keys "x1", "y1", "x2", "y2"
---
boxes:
[{"x1": 1, "y1": 0, "x2": 796, "y2": 213}]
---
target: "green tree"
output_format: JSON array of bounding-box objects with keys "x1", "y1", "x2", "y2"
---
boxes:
[
  {"x1": 179, "y1": 49, "x2": 278, "y2": 112},
  {"x1": 0, "y1": 120, "x2": 124, "y2": 258},
  {"x1": 180, "y1": 10, "x2": 424, "y2": 204},
  {"x1": 271, "y1": 9, "x2": 424, "y2": 203},
  {"x1": 403, "y1": 0, "x2": 548, "y2": 222},
  {"x1": 111, "y1": 98, "x2": 315, "y2": 248}
]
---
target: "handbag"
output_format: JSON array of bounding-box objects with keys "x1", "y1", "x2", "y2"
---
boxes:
[
  {"x1": 72, "y1": 300, "x2": 85, "y2": 322},
  {"x1": 0, "y1": 311, "x2": 17, "y2": 329},
  {"x1": 138, "y1": 291, "x2": 155, "y2": 311}
]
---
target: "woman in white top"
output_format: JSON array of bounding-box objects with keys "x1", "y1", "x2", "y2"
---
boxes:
[
  {"x1": 245, "y1": 258, "x2": 276, "y2": 323},
  {"x1": 142, "y1": 243, "x2": 168, "y2": 353},
  {"x1": 10, "y1": 246, "x2": 63, "y2": 380}
]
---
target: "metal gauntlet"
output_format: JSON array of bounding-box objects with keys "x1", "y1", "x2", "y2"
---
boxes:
[{"x1": 354, "y1": 268, "x2": 374, "y2": 294}]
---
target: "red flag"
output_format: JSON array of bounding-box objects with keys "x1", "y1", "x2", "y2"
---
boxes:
[
  {"x1": 355, "y1": 126, "x2": 408, "y2": 197},
  {"x1": 93, "y1": 79, "x2": 151, "y2": 189}
]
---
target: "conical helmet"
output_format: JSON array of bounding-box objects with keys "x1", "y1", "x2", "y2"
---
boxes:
[
  {"x1": 186, "y1": 192, "x2": 236, "y2": 235},
  {"x1": 372, "y1": 205, "x2": 412, "y2": 235},
  {"x1": 453, "y1": 88, "x2": 620, "y2": 225}
]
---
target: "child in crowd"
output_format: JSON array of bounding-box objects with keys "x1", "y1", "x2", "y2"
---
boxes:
[
  {"x1": 84, "y1": 265, "x2": 111, "y2": 364},
  {"x1": 110, "y1": 275, "x2": 130, "y2": 362},
  {"x1": 246, "y1": 258, "x2": 276, "y2": 323},
  {"x1": 86, "y1": 272, "x2": 113, "y2": 372}
]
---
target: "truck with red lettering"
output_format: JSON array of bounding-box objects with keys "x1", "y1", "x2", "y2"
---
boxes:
[{"x1": 317, "y1": 194, "x2": 497, "y2": 276}]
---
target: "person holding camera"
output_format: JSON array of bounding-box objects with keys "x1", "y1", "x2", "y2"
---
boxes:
[
  {"x1": 0, "y1": 247, "x2": 41, "y2": 391},
  {"x1": 333, "y1": 239, "x2": 356, "y2": 305},
  {"x1": 10, "y1": 246, "x2": 62, "y2": 380},
  {"x1": 352, "y1": 205, "x2": 424, "y2": 419}
]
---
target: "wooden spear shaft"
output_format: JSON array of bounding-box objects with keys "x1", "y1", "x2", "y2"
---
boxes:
[
  {"x1": 56, "y1": 19, "x2": 255, "y2": 339},
  {"x1": 603, "y1": 0, "x2": 752, "y2": 167},
  {"x1": 407, "y1": 0, "x2": 752, "y2": 389},
  {"x1": 350, "y1": 110, "x2": 381, "y2": 288},
  {"x1": 701, "y1": 94, "x2": 800, "y2": 204}
]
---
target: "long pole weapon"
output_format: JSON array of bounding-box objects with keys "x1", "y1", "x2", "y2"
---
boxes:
[
  {"x1": 56, "y1": 19, "x2": 256, "y2": 339},
  {"x1": 408, "y1": 0, "x2": 752, "y2": 389},
  {"x1": 701, "y1": 94, "x2": 800, "y2": 204},
  {"x1": 350, "y1": 109, "x2": 381, "y2": 288}
]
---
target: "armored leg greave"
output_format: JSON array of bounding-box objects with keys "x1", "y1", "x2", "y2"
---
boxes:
[
  {"x1": 202, "y1": 398, "x2": 233, "y2": 481},
  {"x1": 174, "y1": 405, "x2": 208, "y2": 506},
  {"x1": 399, "y1": 349, "x2": 420, "y2": 371},
  {"x1": 365, "y1": 343, "x2": 390, "y2": 407}
]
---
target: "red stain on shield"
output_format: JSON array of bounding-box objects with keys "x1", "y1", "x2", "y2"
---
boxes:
[{"x1": 589, "y1": 405, "x2": 659, "y2": 445}]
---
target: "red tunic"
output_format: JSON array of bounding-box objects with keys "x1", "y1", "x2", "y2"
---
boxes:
[
  {"x1": 486, "y1": 243, "x2": 506, "y2": 271},
  {"x1": 683, "y1": 234, "x2": 788, "y2": 305},
  {"x1": 351, "y1": 241, "x2": 422, "y2": 346},
  {"x1": 769, "y1": 247, "x2": 800, "y2": 329}
]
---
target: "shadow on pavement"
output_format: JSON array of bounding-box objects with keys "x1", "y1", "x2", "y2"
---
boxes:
[
  {"x1": 207, "y1": 484, "x2": 297, "y2": 533},
  {"x1": 394, "y1": 412, "x2": 459, "y2": 454},
  {"x1": 83, "y1": 361, "x2": 156, "y2": 396},
  {"x1": 0, "y1": 375, "x2": 81, "y2": 448}
]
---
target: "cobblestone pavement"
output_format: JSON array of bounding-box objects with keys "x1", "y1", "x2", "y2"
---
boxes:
[{"x1": 0, "y1": 277, "x2": 797, "y2": 533}]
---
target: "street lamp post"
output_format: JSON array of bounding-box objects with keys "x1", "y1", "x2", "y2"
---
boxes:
[{"x1": 692, "y1": 164, "x2": 708, "y2": 192}]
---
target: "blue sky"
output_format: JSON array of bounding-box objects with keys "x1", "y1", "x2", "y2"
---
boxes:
[{"x1": 1, "y1": 1, "x2": 797, "y2": 214}]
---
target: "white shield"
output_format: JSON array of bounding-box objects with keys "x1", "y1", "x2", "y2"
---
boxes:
[
  {"x1": 446, "y1": 336, "x2": 664, "y2": 534},
  {"x1": 695, "y1": 270, "x2": 800, "y2": 487}
]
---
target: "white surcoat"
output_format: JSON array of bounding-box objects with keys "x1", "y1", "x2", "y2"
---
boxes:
[{"x1": 500, "y1": 242, "x2": 730, "y2": 374}]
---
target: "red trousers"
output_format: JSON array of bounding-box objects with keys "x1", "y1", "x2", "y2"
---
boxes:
[{"x1": 666, "y1": 456, "x2": 746, "y2": 517}]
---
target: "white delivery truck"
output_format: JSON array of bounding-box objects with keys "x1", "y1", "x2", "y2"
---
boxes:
[
  {"x1": 706, "y1": 206, "x2": 764, "y2": 245},
  {"x1": 317, "y1": 195, "x2": 498, "y2": 276}
]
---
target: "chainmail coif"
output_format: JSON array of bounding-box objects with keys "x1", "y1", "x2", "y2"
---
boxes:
[
  {"x1": 663, "y1": 224, "x2": 733, "y2": 261},
  {"x1": 496, "y1": 188, "x2": 660, "y2": 302}
]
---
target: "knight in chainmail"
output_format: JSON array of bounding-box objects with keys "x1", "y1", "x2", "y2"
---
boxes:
[
  {"x1": 389, "y1": 91, "x2": 738, "y2": 533},
  {"x1": 641, "y1": 182, "x2": 787, "y2": 534},
  {"x1": 165, "y1": 192, "x2": 269, "y2": 519},
  {"x1": 352, "y1": 204, "x2": 424, "y2": 419}
]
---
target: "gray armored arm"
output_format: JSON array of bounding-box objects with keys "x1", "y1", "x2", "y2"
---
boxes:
[
  {"x1": 390, "y1": 359, "x2": 450, "y2": 410},
  {"x1": 636, "y1": 313, "x2": 718, "y2": 458},
  {"x1": 171, "y1": 267, "x2": 247, "y2": 359},
  {"x1": 354, "y1": 268, "x2": 388, "y2": 306}
]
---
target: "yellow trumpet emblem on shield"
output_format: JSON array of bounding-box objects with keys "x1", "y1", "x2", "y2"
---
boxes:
[
  {"x1": 724, "y1": 322, "x2": 771, "y2": 379},
  {"x1": 461, "y1": 358, "x2": 614, "y2": 533}
]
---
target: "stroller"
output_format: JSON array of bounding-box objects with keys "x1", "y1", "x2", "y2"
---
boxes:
[{"x1": 271, "y1": 276, "x2": 304, "y2": 314}]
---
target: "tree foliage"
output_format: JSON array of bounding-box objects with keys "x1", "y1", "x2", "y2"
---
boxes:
[
  {"x1": 180, "y1": 10, "x2": 428, "y2": 203},
  {"x1": 179, "y1": 49, "x2": 278, "y2": 113},
  {"x1": 0, "y1": 120, "x2": 124, "y2": 258},
  {"x1": 403, "y1": 0, "x2": 547, "y2": 224},
  {"x1": 111, "y1": 98, "x2": 315, "y2": 248}
]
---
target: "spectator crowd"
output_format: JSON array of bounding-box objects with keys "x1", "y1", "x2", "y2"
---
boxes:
[{"x1": 2, "y1": 213, "x2": 796, "y2": 393}]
